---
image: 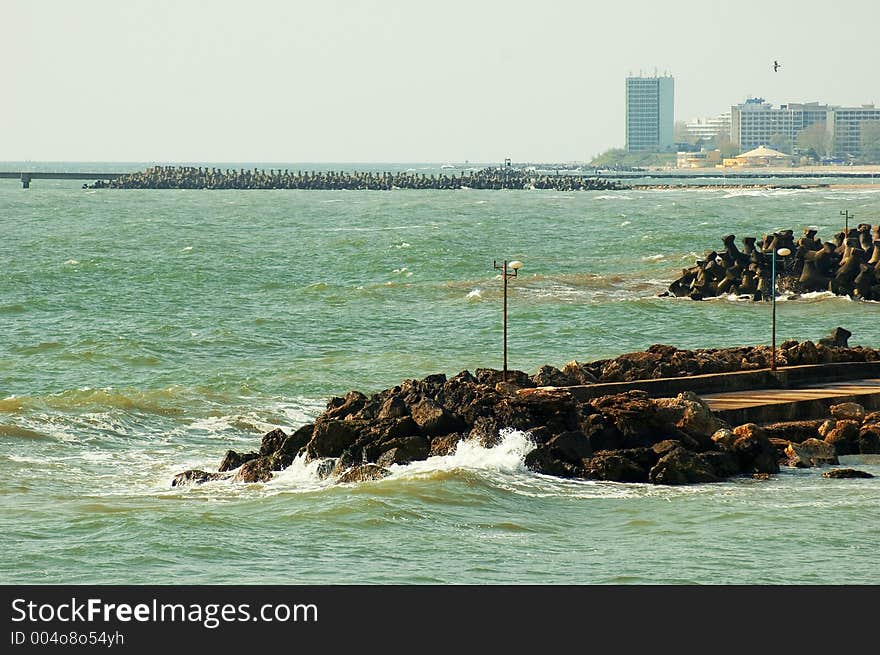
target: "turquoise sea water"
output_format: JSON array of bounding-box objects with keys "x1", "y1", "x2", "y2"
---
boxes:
[{"x1": 2, "y1": 169, "x2": 879, "y2": 584}]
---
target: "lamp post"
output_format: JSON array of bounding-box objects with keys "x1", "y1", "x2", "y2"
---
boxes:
[
  {"x1": 493, "y1": 259, "x2": 523, "y2": 382},
  {"x1": 770, "y1": 247, "x2": 791, "y2": 371},
  {"x1": 841, "y1": 209, "x2": 853, "y2": 233}
]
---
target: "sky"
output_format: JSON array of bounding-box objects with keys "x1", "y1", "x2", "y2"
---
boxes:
[{"x1": 3, "y1": 0, "x2": 879, "y2": 163}]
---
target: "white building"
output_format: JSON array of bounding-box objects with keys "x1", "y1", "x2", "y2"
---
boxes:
[
  {"x1": 730, "y1": 99, "x2": 880, "y2": 158},
  {"x1": 626, "y1": 75, "x2": 675, "y2": 152},
  {"x1": 828, "y1": 105, "x2": 880, "y2": 158},
  {"x1": 685, "y1": 113, "x2": 731, "y2": 143}
]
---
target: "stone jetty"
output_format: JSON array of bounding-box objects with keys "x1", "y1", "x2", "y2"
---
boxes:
[
  {"x1": 172, "y1": 336, "x2": 880, "y2": 488},
  {"x1": 85, "y1": 165, "x2": 625, "y2": 191},
  {"x1": 664, "y1": 224, "x2": 880, "y2": 301}
]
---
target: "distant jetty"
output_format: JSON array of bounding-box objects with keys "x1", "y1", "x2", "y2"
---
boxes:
[{"x1": 84, "y1": 165, "x2": 626, "y2": 191}]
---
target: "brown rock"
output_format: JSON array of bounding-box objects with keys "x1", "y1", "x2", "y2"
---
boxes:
[
  {"x1": 336, "y1": 464, "x2": 391, "y2": 484},
  {"x1": 410, "y1": 398, "x2": 463, "y2": 436},
  {"x1": 582, "y1": 452, "x2": 648, "y2": 483},
  {"x1": 822, "y1": 468, "x2": 874, "y2": 479},
  {"x1": 218, "y1": 449, "x2": 259, "y2": 472},
  {"x1": 864, "y1": 411, "x2": 880, "y2": 424},
  {"x1": 655, "y1": 391, "x2": 723, "y2": 444},
  {"x1": 761, "y1": 420, "x2": 824, "y2": 443},
  {"x1": 269, "y1": 424, "x2": 315, "y2": 470},
  {"x1": 823, "y1": 421, "x2": 860, "y2": 456},
  {"x1": 648, "y1": 447, "x2": 720, "y2": 485},
  {"x1": 259, "y1": 427, "x2": 289, "y2": 456},
  {"x1": 171, "y1": 469, "x2": 227, "y2": 487},
  {"x1": 233, "y1": 457, "x2": 274, "y2": 483},
  {"x1": 710, "y1": 428, "x2": 735, "y2": 450},
  {"x1": 752, "y1": 473, "x2": 772, "y2": 481},
  {"x1": 307, "y1": 419, "x2": 361, "y2": 459},
  {"x1": 784, "y1": 438, "x2": 839, "y2": 468},
  {"x1": 376, "y1": 436, "x2": 430, "y2": 466},
  {"x1": 817, "y1": 419, "x2": 837, "y2": 439},
  {"x1": 524, "y1": 446, "x2": 581, "y2": 478},
  {"x1": 560, "y1": 360, "x2": 598, "y2": 385},
  {"x1": 858, "y1": 424, "x2": 880, "y2": 454},
  {"x1": 544, "y1": 430, "x2": 593, "y2": 465},
  {"x1": 324, "y1": 391, "x2": 367, "y2": 420},
  {"x1": 730, "y1": 423, "x2": 779, "y2": 474},
  {"x1": 830, "y1": 402, "x2": 866, "y2": 422},
  {"x1": 429, "y1": 433, "x2": 467, "y2": 457},
  {"x1": 377, "y1": 395, "x2": 409, "y2": 420}
]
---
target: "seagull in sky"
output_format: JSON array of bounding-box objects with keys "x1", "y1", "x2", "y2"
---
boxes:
[{"x1": 773, "y1": 60, "x2": 781, "y2": 72}]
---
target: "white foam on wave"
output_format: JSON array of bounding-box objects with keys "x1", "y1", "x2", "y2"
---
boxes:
[
  {"x1": 393, "y1": 429, "x2": 536, "y2": 480},
  {"x1": 620, "y1": 220, "x2": 632, "y2": 226},
  {"x1": 63, "y1": 259, "x2": 79, "y2": 265},
  {"x1": 466, "y1": 288, "x2": 483, "y2": 299},
  {"x1": 181, "y1": 246, "x2": 193, "y2": 252},
  {"x1": 641, "y1": 254, "x2": 665, "y2": 262}
]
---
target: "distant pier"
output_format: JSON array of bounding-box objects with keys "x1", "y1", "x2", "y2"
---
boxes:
[{"x1": 0, "y1": 171, "x2": 126, "y2": 188}]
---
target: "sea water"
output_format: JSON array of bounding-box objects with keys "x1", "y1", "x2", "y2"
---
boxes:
[{"x1": 2, "y1": 168, "x2": 879, "y2": 584}]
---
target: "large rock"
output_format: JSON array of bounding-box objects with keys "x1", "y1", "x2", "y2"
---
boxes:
[
  {"x1": 410, "y1": 398, "x2": 463, "y2": 436},
  {"x1": 377, "y1": 395, "x2": 409, "y2": 420},
  {"x1": 544, "y1": 430, "x2": 593, "y2": 465},
  {"x1": 830, "y1": 402, "x2": 866, "y2": 423},
  {"x1": 524, "y1": 446, "x2": 581, "y2": 478},
  {"x1": 376, "y1": 435, "x2": 430, "y2": 467},
  {"x1": 232, "y1": 457, "x2": 274, "y2": 483},
  {"x1": 581, "y1": 412, "x2": 624, "y2": 452},
  {"x1": 823, "y1": 421, "x2": 860, "y2": 456},
  {"x1": 259, "y1": 427, "x2": 289, "y2": 456},
  {"x1": 218, "y1": 449, "x2": 259, "y2": 472},
  {"x1": 269, "y1": 424, "x2": 315, "y2": 470},
  {"x1": 648, "y1": 447, "x2": 720, "y2": 485},
  {"x1": 784, "y1": 438, "x2": 839, "y2": 468},
  {"x1": 171, "y1": 469, "x2": 227, "y2": 487},
  {"x1": 337, "y1": 463, "x2": 391, "y2": 484},
  {"x1": 730, "y1": 424, "x2": 779, "y2": 474},
  {"x1": 858, "y1": 424, "x2": 880, "y2": 454},
  {"x1": 307, "y1": 419, "x2": 361, "y2": 459},
  {"x1": 761, "y1": 420, "x2": 824, "y2": 443},
  {"x1": 654, "y1": 391, "x2": 723, "y2": 446},
  {"x1": 591, "y1": 391, "x2": 661, "y2": 448},
  {"x1": 822, "y1": 468, "x2": 874, "y2": 479},
  {"x1": 582, "y1": 451, "x2": 648, "y2": 483},
  {"x1": 429, "y1": 433, "x2": 467, "y2": 457},
  {"x1": 818, "y1": 327, "x2": 851, "y2": 348},
  {"x1": 324, "y1": 391, "x2": 367, "y2": 420}
]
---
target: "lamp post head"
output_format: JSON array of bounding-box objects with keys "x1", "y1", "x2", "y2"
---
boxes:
[
  {"x1": 777, "y1": 248, "x2": 791, "y2": 257},
  {"x1": 509, "y1": 260, "x2": 523, "y2": 271}
]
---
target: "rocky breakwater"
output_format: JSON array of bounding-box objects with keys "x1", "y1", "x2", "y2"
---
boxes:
[
  {"x1": 172, "y1": 338, "x2": 879, "y2": 488},
  {"x1": 664, "y1": 224, "x2": 880, "y2": 301}
]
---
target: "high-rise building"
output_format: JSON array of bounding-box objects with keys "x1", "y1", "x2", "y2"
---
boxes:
[
  {"x1": 731, "y1": 99, "x2": 831, "y2": 153},
  {"x1": 625, "y1": 75, "x2": 674, "y2": 152},
  {"x1": 828, "y1": 105, "x2": 880, "y2": 157}
]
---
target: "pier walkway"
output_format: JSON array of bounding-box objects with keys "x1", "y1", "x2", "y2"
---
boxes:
[
  {"x1": 554, "y1": 362, "x2": 880, "y2": 425},
  {"x1": 702, "y1": 377, "x2": 880, "y2": 425}
]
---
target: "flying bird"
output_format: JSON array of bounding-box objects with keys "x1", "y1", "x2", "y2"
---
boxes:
[{"x1": 773, "y1": 60, "x2": 781, "y2": 72}]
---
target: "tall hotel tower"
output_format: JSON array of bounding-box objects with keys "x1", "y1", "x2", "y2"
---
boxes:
[{"x1": 626, "y1": 75, "x2": 675, "y2": 152}]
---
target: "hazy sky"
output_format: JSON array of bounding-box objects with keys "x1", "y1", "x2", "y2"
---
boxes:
[{"x1": 4, "y1": 0, "x2": 878, "y2": 162}]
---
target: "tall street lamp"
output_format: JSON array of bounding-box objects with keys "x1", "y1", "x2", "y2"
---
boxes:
[
  {"x1": 493, "y1": 259, "x2": 523, "y2": 382},
  {"x1": 770, "y1": 246, "x2": 791, "y2": 371},
  {"x1": 841, "y1": 209, "x2": 853, "y2": 233}
]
